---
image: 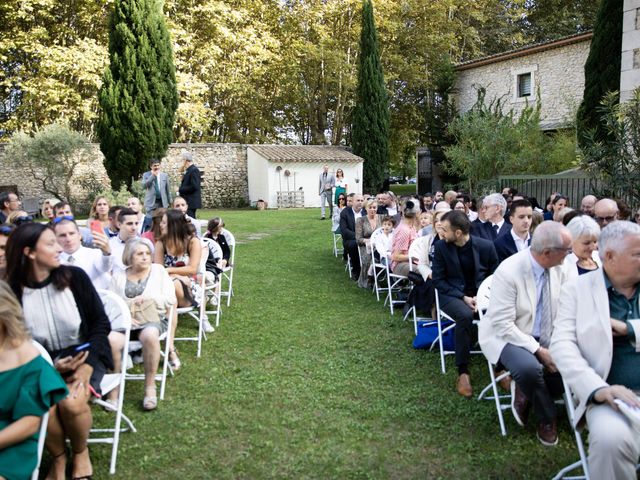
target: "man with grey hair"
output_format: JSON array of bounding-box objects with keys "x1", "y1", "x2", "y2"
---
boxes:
[
  {"x1": 593, "y1": 198, "x2": 619, "y2": 228},
  {"x1": 580, "y1": 194, "x2": 597, "y2": 217},
  {"x1": 318, "y1": 164, "x2": 335, "y2": 220},
  {"x1": 472, "y1": 193, "x2": 510, "y2": 241},
  {"x1": 480, "y1": 221, "x2": 572, "y2": 446},
  {"x1": 551, "y1": 221, "x2": 640, "y2": 478},
  {"x1": 178, "y1": 150, "x2": 202, "y2": 218}
]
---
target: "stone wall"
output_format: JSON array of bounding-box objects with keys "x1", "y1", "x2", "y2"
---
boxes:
[
  {"x1": 621, "y1": 0, "x2": 640, "y2": 101},
  {"x1": 0, "y1": 143, "x2": 249, "y2": 212},
  {"x1": 454, "y1": 38, "x2": 591, "y2": 129}
]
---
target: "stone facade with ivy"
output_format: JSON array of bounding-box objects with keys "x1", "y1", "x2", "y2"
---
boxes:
[{"x1": 0, "y1": 142, "x2": 249, "y2": 213}]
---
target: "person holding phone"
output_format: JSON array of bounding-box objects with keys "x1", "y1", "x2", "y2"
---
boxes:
[{"x1": 5, "y1": 223, "x2": 113, "y2": 480}]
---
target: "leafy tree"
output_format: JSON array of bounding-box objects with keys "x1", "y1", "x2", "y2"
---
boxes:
[
  {"x1": 523, "y1": 0, "x2": 599, "y2": 42},
  {"x1": 6, "y1": 124, "x2": 94, "y2": 203},
  {"x1": 97, "y1": 0, "x2": 178, "y2": 189},
  {"x1": 352, "y1": 0, "x2": 390, "y2": 193},
  {"x1": 576, "y1": 0, "x2": 623, "y2": 147},
  {"x1": 444, "y1": 89, "x2": 577, "y2": 193},
  {"x1": 581, "y1": 89, "x2": 640, "y2": 206}
]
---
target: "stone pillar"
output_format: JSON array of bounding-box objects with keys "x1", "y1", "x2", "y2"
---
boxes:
[{"x1": 621, "y1": 0, "x2": 640, "y2": 101}]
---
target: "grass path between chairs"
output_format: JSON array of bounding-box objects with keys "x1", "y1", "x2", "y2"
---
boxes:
[{"x1": 79, "y1": 208, "x2": 578, "y2": 479}]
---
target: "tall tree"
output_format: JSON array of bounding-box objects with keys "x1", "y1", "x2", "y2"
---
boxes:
[
  {"x1": 97, "y1": 0, "x2": 178, "y2": 188},
  {"x1": 352, "y1": 0, "x2": 390, "y2": 193},
  {"x1": 576, "y1": 0, "x2": 622, "y2": 147}
]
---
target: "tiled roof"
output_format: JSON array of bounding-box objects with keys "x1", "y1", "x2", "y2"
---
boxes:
[
  {"x1": 248, "y1": 145, "x2": 363, "y2": 163},
  {"x1": 455, "y1": 31, "x2": 592, "y2": 71}
]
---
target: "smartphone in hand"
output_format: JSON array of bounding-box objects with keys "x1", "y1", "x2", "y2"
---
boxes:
[{"x1": 90, "y1": 220, "x2": 103, "y2": 235}]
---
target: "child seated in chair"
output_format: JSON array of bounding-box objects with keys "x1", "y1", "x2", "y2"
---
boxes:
[{"x1": 374, "y1": 216, "x2": 396, "y2": 265}]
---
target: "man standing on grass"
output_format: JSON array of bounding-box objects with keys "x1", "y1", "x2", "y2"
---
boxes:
[{"x1": 318, "y1": 164, "x2": 335, "y2": 220}]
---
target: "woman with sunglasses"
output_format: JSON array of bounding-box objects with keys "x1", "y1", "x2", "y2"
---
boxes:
[
  {"x1": 332, "y1": 193, "x2": 347, "y2": 234},
  {"x1": 5, "y1": 223, "x2": 112, "y2": 480},
  {"x1": 334, "y1": 169, "x2": 348, "y2": 204}
]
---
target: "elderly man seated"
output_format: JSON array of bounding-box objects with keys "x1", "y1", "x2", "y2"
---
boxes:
[
  {"x1": 551, "y1": 221, "x2": 640, "y2": 478},
  {"x1": 479, "y1": 221, "x2": 572, "y2": 446}
]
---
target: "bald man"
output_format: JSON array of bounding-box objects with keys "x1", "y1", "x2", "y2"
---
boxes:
[
  {"x1": 580, "y1": 195, "x2": 597, "y2": 217},
  {"x1": 593, "y1": 198, "x2": 619, "y2": 228}
]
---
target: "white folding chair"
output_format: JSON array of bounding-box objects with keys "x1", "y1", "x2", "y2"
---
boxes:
[
  {"x1": 174, "y1": 239, "x2": 211, "y2": 357},
  {"x1": 552, "y1": 378, "x2": 591, "y2": 480},
  {"x1": 220, "y1": 228, "x2": 236, "y2": 307},
  {"x1": 202, "y1": 237, "x2": 222, "y2": 329},
  {"x1": 31, "y1": 341, "x2": 54, "y2": 480},
  {"x1": 473, "y1": 276, "x2": 512, "y2": 436},
  {"x1": 332, "y1": 232, "x2": 343, "y2": 257},
  {"x1": 127, "y1": 304, "x2": 176, "y2": 401},
  {"x1": 384, "y1": 257, "x2": 409, "y2": 316},
  {"x1": 90, "y1": 289, "x2": 137, "y2": 475},
  {"x1": 369, "y1": 228, "x2": 389, "y2": 301}
]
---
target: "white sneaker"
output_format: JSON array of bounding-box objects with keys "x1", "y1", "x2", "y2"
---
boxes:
[
  {"x1": 203, "y1": 319, "x2": 214, "y2": 333},
  {"x1": 131, "y1": 351, "x2": 144, "y2": 365}
]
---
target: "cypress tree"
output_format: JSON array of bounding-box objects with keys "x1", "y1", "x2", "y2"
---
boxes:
[
  {"x1": 576, "y1": 0, "x2": 623, "y2": 147},
  {"x1": 97, "y1": 0, "x2": 178, "y2": 189},
  {"x1": 352, "y1": 0, "x2": 390, "y2": 194}
]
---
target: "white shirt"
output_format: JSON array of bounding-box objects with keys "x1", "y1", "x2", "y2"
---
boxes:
[
  {"x1": 510, "y1": 229, "x2": 530, "y2": 253},
  {"x1": 60, "y1": 246, "x2": 113, "y2": 290},
  {"x1": 374, "y1": 231, "x2": 393, "y2": 260},
  {"x1": 185, "y1": 215, "x2": 203, "y2": 238},
  {"x1": 491, "y1": 219, "x2": 505, "y2": 231},
  {"x1": 467, "y1": 210, "x2": 478, "y2": 221},
  {"x1": 108, "y1": 235, "x2": 128, "y2": 276},
  {"x1": 387, "y1": 205, "x2": 398, "y2": 216}
]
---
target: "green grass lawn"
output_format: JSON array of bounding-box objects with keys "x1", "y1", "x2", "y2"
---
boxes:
[
  {"x1": 71, "y1": 208, "x2": 579, "y2": 479},
  {"x1": 390, "y1": 184, "x2": 417, "y2": 197}
]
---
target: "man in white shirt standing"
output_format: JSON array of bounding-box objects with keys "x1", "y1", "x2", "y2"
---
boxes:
[
  {"x1": 494, "y1": 199, "x2": 533, "y2": 263},
  {"x1": 54, "y1": 218, "x2": 113, "y2": 289},
  {"x1": 108, "y1": 207, "x2": 142, "y2": 275},
  {"x1": 127, "y1": 197, "x2": 145, "y2": 235}
]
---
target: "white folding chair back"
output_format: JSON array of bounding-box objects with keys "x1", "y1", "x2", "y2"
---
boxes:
[
  {"x1": 202, "y1": 237, "x2": 222, "y2": 329},
  {"x1": 127, "y1": 304, "x2": 176, "y2": 400},
  {"x1": 552, "y1": 379, "x2": 590, "y2": 480},
  {"x1": 369, "y1": 228, "x2": 387, "y2": 301},
  {"x1": 220, "y1": 228, "x2": 236, "y2": 306},
  {"x1": 31, "y1": 341, "x2": 53, "y2": 480},
  {"x1": 90, "y1": 289, "x2": 136, "y2": 474},
  {"x1": 433, "y1": 288, "x2": 456, "y2": 373},
  {"x1": 384, "y1": 257, "x2": 408, "y2": 316},
  {"x1": 332, "y1": 232, "x2": 343, "y2": 257},
  {"x1": 174, "y1": 239, "x2": 210, "y2": 356}
]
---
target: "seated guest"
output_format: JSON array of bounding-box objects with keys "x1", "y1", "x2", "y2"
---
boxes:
[
  {"x1": 432, "y1": 210, "x2": 498, "y2": 397},
  {"x1": 480, "y1": 222, "x2": 572, "y2": 445},
  {"x1": 472, "y1": 193, "x2": 510, "y2": 241},
  {"x1": 53, "y1": 201, "x2": 94, "y2": 247},
  {"x1": 5, "y1": 223, "x2": 113, "y2": 480},
  {"x1": 373, "y1": 215, "x2": 395, "y2": 265},
  {"x1": 172, "y1": 196, "x2": 203, "y2": 237},
  {"x1": 110, "y1": 238, "x2": 176, "y2": 410},
  {"x1": 417, "y1": 211, "x2": 433, "y2": 236},
  {"x1": 89, "y1": 196, "x2": 111, "y2": 232},
  {"x1": 390, "y1": 199, "x2": 420, "y2": 277},
  {"x1": 565, "y1": 215, "x2": 601, "y2": 277},
  {"x1": 339, "y1": 194, "x2": 365, "y2": 280},
  {"x1": 0, "y1": 224, "x2": 14, "y2": 279},
  {"x1": 142, "y1": 207, "x2": 166, "y2": 245},
  {"x1": 550, "y1": 221, "x2": 640, "y2": 478},
  {"x1": 154, "y1": 209, "x2": 202, "y2": 371},
  {"x1": 444, "y1": 190, "x2": 458, "y2": 205},
  {"x1": 580, "y1": 194, "x2": 597, "y2": 217},
  {"x1": 549, "y1": 195, "x2": 569, "y2": 222},
  {"x1": 41, "y1": 198, "x2": 60, "y2": 222},
  {"x1": 376, "y1": 192, "x2": 388, "y2": 215},
  {"x1": 409, "y1": 209, "x2": 448, "y2": 281},
  {"x1": 458, "y1": 194, "x2": 477, "y2": 221},
  {"x1": 0, "y1": 280, "x2": 68, "y2": 480},
  {"x1": 127, "y1": 197, "x2": 146, "y2": 235},
  {"x1": 472, "y1": 196, "x2": 486, "y2": 227},
  {"x1": 6, "y1": 210, "x2": 33, "y2": 226},
  {"x1": 386, "y1": 191, "x2": 399, "y2": 216},
  {"x1": 494, "y1": 199, "x2": 533, "y2": 263},
  {"x1": 543, "y1": 193, "x2": 560, "y2": 221},
  {"x1": 593, "y1": 198, "x2": 619, "y2": 228},
  {"x1": 204, "y1": 217, "x2": 230, "y2": 268},
  {"x1": 355, "y1": 198, "x2": 382, "y2": 289},
  {"x1": 105, "y1": 205, "x2": 122, "y2": 238},
  {"x1": 108, "y1": 207, "x2": 142, "y2": 275},
  {"x1": 554, "y1": 206, "x2": 573, "y2": 224},
  {"x1": 332, "y1": 193, "x2": 347, "y2": 234},
  {"x1": 561, "y1": 209, "x2": 582, "y2": 226},
  {"x1": 421, "y1": 193, "x2": 434, "y2": 212},
  {"x1": 0, "y1": 191, "x2": 21, "y2": 224}
]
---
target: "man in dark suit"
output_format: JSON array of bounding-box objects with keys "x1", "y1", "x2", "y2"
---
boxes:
[
  {"x1": 339, "y1": 194, "x2": 365, "y2": 279},
  {"x1": 494, "y1": 199, "x2": 533, "y2": 263},
  {"x1": 471, "y1": 192, "x2": 511, "y2": 241},
  {"x1": 178, "y1": 151, "x2": 202, "y2": 218},
  {"x1": 432, "y1": 210, "x2": 499, "y2": 398}
]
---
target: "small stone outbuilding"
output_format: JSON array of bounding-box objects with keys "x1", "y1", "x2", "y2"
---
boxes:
[{"x1": 247, "y1": 145, "x2": 364, "y2": 209}]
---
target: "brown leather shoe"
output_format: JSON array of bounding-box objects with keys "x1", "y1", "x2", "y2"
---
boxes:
[
  {"x1": 510, "y1": 381, "x2": 530, "y2": 427},
  {"x1": 456, "y1": 373, "x2": 473, "y2": 398},
  {"x1": 495, "y1": 370, "x2": 512, "y2": 391},
  {"x1": 537, "y1": 419, "x2": 558, "y2": 446}
]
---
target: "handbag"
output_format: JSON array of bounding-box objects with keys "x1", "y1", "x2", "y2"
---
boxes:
[
  {"x1": 128, "y1": 298, "x2": 159, "y2": 328},
  {"x1": 412, "y1": 319, "x2": 455, "y2": 350}
]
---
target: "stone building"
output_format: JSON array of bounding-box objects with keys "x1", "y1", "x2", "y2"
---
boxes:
[
  {"x1": 621, "y1": 0, "x2": 640, "y2": 101},
  {"x1": 453, "y1": 32, "x2": 593, "y2": 130}
]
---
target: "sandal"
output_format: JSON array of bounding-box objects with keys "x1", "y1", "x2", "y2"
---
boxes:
[
  {"x1": 169, "y1": 348, "x2": 181, "y2": 371},
  {"x1": 71, "y1": 446, "x2": 93, "y2": 480},
  {"x1": 143, "y1": 395, "x2": 158, "y2": 411}
]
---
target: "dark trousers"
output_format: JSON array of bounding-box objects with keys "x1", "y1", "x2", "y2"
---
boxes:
[
  {"x1": 187, "y1": 208, "x2": 197, "y2": 218},
  {"x1": 499, "y1": 343, "x2": 563, "y2": 423},
  {"x1": 440, "y1": 296, "x2": 475, "y2": 374},
  {"x1": 344, "y1": 240, "x2": 361, "y2": 279}
]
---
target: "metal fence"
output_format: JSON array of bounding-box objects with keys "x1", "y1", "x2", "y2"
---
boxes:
[{"x1": 496, "y1": 175, "x2": 597, "y2": 209}]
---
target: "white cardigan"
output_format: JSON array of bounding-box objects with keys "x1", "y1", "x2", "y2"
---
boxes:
[{"x1": 110, "y1": 264, "x2": 177, "y2": 317}]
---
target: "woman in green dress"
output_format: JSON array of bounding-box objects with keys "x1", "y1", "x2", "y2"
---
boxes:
[
  {"x1": 334, "y1": 168, "x2": 348, "y2": 204},
  {"x1": 0, "y1": 280, "x2": 68, "y2": 480}
]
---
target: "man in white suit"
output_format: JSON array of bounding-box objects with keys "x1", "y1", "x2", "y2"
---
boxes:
[
  {"x1": 480, "y1": 221, "x2": 572, "y2": 446},
  {"x1": 551, "y1": 221, "x2": 640, "y2": 479}
]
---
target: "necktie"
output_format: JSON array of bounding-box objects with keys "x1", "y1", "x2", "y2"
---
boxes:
[
  {"x1": 493, "y1": 224, "x2": 499, "y2": 234},
  {"x1": 539, "y1": 269, "x2": 552, "y2": 347},
  {"x1": 67, "y1": 255, "x2": 75, "y2": 265}
]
